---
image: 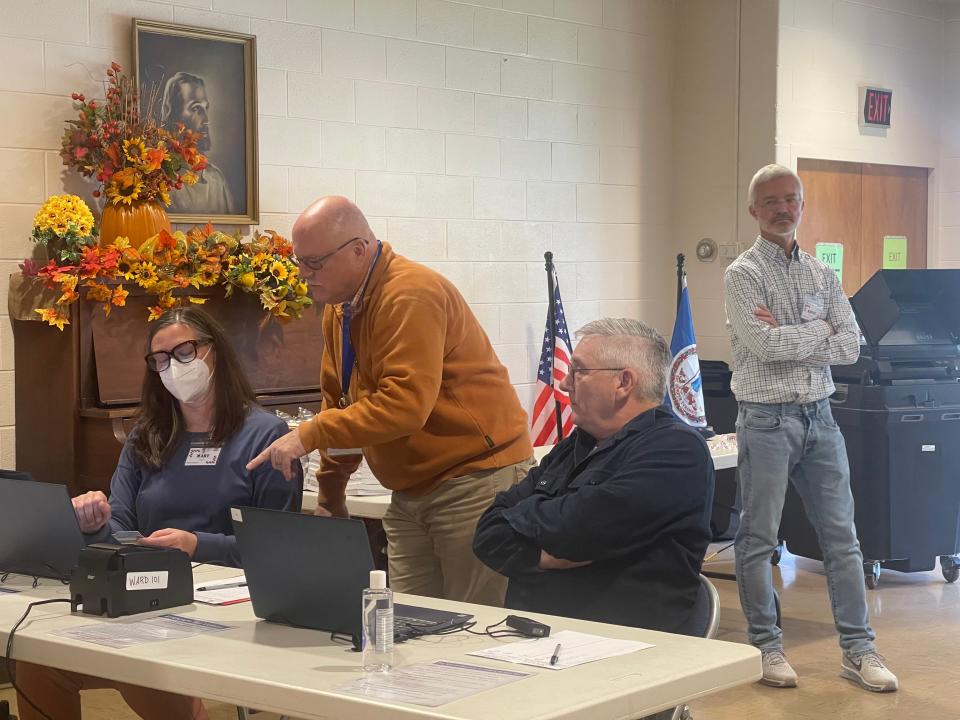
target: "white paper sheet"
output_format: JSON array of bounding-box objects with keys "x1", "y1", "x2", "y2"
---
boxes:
[
  {"x1": 51, "y1": 613, "x2": 230, "y2": 649},
  {"x1": 193, "y1": 573, "x2": 250, "y2": 605},
  {"x1": 332, "y1": 660, "x2": 531, "y2": 707},
  {"x1": 346, "y1": 459, "x2": 390, "y2": 496},
  {"x1": 468, "y1": 630, "x2": 654, "y2": 670}
]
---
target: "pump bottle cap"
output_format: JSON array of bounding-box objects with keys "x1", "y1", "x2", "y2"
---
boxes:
[{"x1": 370, "y1": 570, "x2": 387, "y2": 590}]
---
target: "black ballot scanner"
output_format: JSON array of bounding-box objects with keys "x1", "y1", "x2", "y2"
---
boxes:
[{"x1": 778, "y1": 269, "x2": 960, "y2": 588}]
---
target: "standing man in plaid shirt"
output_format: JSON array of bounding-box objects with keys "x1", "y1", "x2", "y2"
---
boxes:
[{"x1": 724, "y1": 164, "x2": 898, "y2": 693}]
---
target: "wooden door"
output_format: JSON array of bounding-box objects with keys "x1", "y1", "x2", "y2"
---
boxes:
[
  {"x1": 797, "y1": 159, "x2": 928, "y2": 296},
  {"x1": 859, "y1": 163, "x2": 927, "y2": 281},
  {"x1": 796, "y1": 159, "x2": 863, "y2": 293}
]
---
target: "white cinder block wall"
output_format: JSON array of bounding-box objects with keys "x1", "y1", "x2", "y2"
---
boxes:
[
  {"x1": 0, "y1": 0, "x2": 676, "y2": 466},
  {"x1": 776, "y1": 0, "x2": 944, "y2": 263}
]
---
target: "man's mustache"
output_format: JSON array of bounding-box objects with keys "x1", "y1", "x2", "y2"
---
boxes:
[{"x1": 774, "y1": 214, "x2": 793, "y2": 222}]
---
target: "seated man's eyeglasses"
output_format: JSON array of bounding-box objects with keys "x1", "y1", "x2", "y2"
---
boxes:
[
  {"x1": 145, "y1": 340, "x2": 211, "y2": 372},
  {"x1": 294, "y1": 237, "x2": 367, "y2": 272}
]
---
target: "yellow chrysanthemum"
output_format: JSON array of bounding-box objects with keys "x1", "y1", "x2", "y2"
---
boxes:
[
  {"x1": 123, "y1": 137, "x2": 147, "y2": 164},
  {"x1": 269, "y1": 261, "x2": 288, "y2": 281},
  {"x1": 33, "y1": 194, "x2": 95, "y2": 238},
  {"x1": 295, "y1": 281, "x2": 308, "y2": 297}
]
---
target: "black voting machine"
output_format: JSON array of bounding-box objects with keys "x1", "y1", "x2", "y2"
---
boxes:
[{"x1": 778, "y1": 269, "x2": 960, "y2": 587}]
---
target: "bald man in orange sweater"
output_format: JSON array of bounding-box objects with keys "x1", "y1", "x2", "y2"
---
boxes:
[{"x1": 248, "y1": 196, "x2": 533, "y2": 605}]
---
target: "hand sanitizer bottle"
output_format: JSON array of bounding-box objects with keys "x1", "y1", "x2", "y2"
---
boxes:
[{"x1": 362, "y1": 569, "x2": 393, "y2": 672}]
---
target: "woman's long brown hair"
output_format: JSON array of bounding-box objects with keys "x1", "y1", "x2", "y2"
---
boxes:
[{"x1": 133, "y1": 307, "x2": 255, "y2": 469}]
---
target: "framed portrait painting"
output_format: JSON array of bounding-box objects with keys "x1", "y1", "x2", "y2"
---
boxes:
[{"x1": 134, "y1": 20, "x2": 259, "y2": 225}]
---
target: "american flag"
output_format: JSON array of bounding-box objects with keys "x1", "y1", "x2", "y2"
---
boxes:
[{"x1": 530, "y1": 278, "x2": 574, "y2": 446}]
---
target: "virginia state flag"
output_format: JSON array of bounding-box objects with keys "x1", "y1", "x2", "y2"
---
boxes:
[{"x1": 665, "y1": 276, "x2": 707, "y2": 427}]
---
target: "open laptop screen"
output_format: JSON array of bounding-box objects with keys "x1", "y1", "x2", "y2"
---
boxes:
[{"x1": 0, "y1": 475, "x2": 86, "y2": 580}]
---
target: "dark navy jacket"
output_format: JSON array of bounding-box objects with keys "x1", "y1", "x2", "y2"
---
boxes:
[{"x1": 473, "y1": 406, "x2": 714, "y2": 633}]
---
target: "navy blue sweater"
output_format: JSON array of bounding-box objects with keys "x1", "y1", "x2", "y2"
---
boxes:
[
  {"x1": 90, "y1": 406, "x2": 300, "y2": 567},
  {"x1": 473, "y1": 406, "x2": 714, "y2": 633}
]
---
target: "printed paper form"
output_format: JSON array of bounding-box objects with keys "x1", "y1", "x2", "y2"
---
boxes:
[
  {"x1": 51, "y1": 613, "x2": 230, "y2": 649},
  {"x1": 193, "y1": 572, "x2": 250, "y2": 605},
  {"x1": 333, "y1": 660, "x2": 531, "y2": 707},
  {"x1": 468, "y1": 630, "x2": 654, "y2": 670}
]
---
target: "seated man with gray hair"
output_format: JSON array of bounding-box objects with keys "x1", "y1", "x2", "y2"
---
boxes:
[{"x1": 474, "y1": 318, "x2": 715, "y2": 634}]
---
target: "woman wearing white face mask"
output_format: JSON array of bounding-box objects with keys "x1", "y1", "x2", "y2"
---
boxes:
[{"x1": 14, "y1": 307, "x2": 301, "y2": 720}]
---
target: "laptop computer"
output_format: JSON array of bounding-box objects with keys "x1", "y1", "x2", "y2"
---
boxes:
[
  {"x1": 0, "y1": 474, "x2": 87, "y2": 580},
  {"x1": 231, "y1": 506, "x2": 473, "y2": 646}
]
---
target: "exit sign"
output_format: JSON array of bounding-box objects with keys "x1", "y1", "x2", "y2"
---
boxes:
[{"x1": 860, "y1": 86, "x2": 892, "y2": 128}]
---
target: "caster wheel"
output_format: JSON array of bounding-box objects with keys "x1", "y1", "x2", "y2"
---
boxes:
[
  {"x1": 864, "y1": 561, "x2": 881, "y2": 589},
  {"x1": 941, "y1": 556, "x2": 960, "y2": 584}
]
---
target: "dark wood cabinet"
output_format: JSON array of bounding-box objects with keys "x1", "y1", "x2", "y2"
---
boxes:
[{"x1": 13, "y1": 287, "x2": 324, "y2": 494}]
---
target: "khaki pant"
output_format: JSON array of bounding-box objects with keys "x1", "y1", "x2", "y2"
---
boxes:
[
  {"x1": 15, "y1": 661, "x2": 207, "y2": 720},
  {"x1": 383, "y1": 459, "x2": 535, "y2": 606}
]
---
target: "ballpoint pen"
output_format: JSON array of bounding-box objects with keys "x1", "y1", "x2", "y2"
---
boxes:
[
  {"x1": 550, "y1": 643, "x2": 562, "y2": 666},
  {"x1": 196, "y1": 581, "x2": 247, "y2": 592}
]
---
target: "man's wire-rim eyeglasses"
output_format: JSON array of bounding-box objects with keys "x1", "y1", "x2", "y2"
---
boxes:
[{"x1": 294, "y1": 237, "x2": 367, "y2": 271}]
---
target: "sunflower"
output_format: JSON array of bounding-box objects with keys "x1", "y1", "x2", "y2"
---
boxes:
[
  {"x1": 135, "y1": 261, "x2": 158, "y2": 288},
  {"x1": 198, "y1": 264, "x2": 220, "y2": 286},
  {"x1": 107, "y1": 168, "x2": 143, "y2": 206},
  {"x1": 269, "y1": 260, "x2": 288, "y2": 282},
  {"x1": 123, "y1": 137, "x2": 147, "y2": 164},
  {"x1": 108, "y1": 179, "x2": 144, "y2": 205},
  {"x1": 117, "y1": 256, "x2": 136, "y2": 280}
]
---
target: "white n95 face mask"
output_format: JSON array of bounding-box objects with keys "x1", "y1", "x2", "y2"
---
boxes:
[{"x1": 159, "y1": 347, "x2": 213, "y2": 404}]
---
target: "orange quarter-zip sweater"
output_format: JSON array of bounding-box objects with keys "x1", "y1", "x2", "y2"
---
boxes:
[{"x1": 298, "y1": 242, "x2": 533, "y2": 504}]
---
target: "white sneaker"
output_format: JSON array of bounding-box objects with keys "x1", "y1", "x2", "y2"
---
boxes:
[
  {"x1": 760, "y1": 650, "x2": 798, "y2": 688},
  {"x1": 841, "y1": 652, "x2": 899, "y2": 693}
]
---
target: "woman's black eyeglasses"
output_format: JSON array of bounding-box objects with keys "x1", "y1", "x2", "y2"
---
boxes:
[{"x1": 145, "y1": 339, "x2": 211, "y2": 372}]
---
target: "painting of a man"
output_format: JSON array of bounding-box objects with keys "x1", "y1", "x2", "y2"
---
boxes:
[
  {"x1": 135, "y1": 21, "x2": 257, "y2": 224},
  {"x1": 160, "y1": 72, "x2": 235, "y2": 215}
]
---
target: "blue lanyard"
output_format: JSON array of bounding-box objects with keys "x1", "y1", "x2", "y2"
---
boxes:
[
  {"x1": 338, "y1": 242, "x2": 382, "y2": 409},
  {"x1": 338, "y1": 310, "x2": 356, "y2": 409}
]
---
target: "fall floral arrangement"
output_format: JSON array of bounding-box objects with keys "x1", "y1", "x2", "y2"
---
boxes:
[
  {"x1": 30, "y1": 194, "x2": 97, "y2": 263},
  {"x1": 60, "y1": 62, "x2": 207, "y2": 207},
  {"x1": 224, "y1": 230, "x2": 311, "y2": 321},
  {"x1": 23, "y1": 216, "x2": 311, "y2": 328}
]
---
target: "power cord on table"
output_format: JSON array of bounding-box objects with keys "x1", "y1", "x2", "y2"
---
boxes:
[{"x1": 5, "y1": 599, "x2": 72, "y2": 720}]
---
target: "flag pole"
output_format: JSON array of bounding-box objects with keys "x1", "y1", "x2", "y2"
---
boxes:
[
  {"x1": 544, "y1": 251, "x2": 565, "y2": 441},
  {"x1": 676, "y1": 253, "x2": 685, "y2": 311}
]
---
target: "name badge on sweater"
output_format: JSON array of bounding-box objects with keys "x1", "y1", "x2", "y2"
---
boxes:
[
  {"x1": 801, "y1": 294, "x2": 825, "y2": 322},
  {"x1": 186, "y1": 446, "x2": 221, "y2": 466}
]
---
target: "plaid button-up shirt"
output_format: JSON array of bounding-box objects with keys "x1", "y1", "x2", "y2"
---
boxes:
[{"x1": 723, "y1": 236, "x2": 860, "y2": 404}]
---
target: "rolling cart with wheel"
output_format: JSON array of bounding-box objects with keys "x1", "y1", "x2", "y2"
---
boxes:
[{"x1": 779, "y1": 270, "x2": 960, "y2": 589}]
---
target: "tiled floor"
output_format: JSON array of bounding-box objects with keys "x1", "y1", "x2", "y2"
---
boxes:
[{"x1": 2, "y1": 547, "x2": 958, "y2": 719}]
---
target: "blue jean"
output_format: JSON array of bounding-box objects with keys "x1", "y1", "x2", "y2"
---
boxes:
[{"x1": 735, "y1": 399, "x2": 876, "y2": 656}]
